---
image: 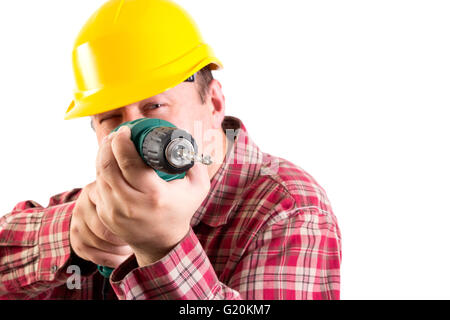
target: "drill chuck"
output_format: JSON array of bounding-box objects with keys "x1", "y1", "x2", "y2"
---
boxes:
[
  {"x1": 141, "y1": 126, "x2": 197, "y2": 174},
  {"x1": 111, "y1": 117, "x2": 211, "y2": 181}
]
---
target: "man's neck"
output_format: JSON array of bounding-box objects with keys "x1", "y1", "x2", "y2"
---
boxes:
[{"x1": 207, "y1": 130, "x2": 229, "y2": 180}]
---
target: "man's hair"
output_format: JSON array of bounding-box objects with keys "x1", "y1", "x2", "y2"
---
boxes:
[{"x1": 195, "y1": 65, "x2": 214, "y2": 104}]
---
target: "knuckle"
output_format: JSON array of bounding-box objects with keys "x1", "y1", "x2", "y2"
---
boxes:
[
  {"x1": 120, "y1": 202, "x2": 135, "y2": 219},
  {"x1": 118, "y1": 158, "x2": 136, "y2": 171},
  {"x1": 72, "y1": 242, "x2": 90, "y2": 262},
  {"x1": 74, "y1": 191, "x2": 93, "y2": 214},
  {"x1": 96, "y1": 204, "x2": 108, "y2": 222},
  {"x1": 97, "y1": 213, "x2": 111, "y2": 232},
  {"x1": 73, "y1": 206, "x2": 84, "y2": 221},
  {"x1": 100, "y1": 226, "x2": 111, "y2": 241},
  {"x1": 99, "y1": 159, "x2": 114, "y2": 172},
  {"x1": 152, "y1": 198, "x2": 164, "y2": 209},
  {"x1": 85, "y1": 181, "x2": 96, "y2": 191},
  {"x1": 147, "y1": 190, "x2": 163, "y2": 207},
  {"x1": 101, "y1": 227, "x2": 118, "y2": 244},
  {"x1": 89, "y1": 234, "x2": 104, "y2": 250},
  {"x1": 70, "y1": 224, "x2": 79, "y2": 236},
  {"x1": 73, "y1": 246, "x2": 85, "y2": 258},
  {"x1": 73, "y1": 197, "x2": 84, "y2": 212}
]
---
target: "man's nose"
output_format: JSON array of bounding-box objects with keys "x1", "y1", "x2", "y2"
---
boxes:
[{"x1": 121, "y1": 104, "x2": 145, "y2": 123}]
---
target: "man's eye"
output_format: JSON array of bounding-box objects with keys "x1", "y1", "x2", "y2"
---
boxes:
[
  {"x1": 144, "y1": 103, "x2": 164, "y2": 111},
  {"x1": 99, "y1": 115, "x2": 120, "y2": 123}
]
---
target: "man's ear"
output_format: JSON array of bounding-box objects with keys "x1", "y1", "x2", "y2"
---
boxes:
[
  {"x1": 207, "y1": 79, "x2": 226, "y2": 130},
  {"x1": 90, "y1": 117, "x2": 96, "y2": 131}
]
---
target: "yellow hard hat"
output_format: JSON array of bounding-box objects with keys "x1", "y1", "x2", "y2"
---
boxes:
[{"x1": 64, "y1": 0, "x2": 222, "y2": 120}]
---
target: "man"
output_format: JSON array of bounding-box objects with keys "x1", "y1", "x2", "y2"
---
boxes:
[{"x1": 0, "y1": 0, "x2": 341, "y2": 299}]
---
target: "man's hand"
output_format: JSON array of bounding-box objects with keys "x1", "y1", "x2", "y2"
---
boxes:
[
  {"x1": 94, "y1": 126, "x2": 210, "y2": 266},
  {"x1": 70, "y1": 181, "x2": 134, "y2": 268}
]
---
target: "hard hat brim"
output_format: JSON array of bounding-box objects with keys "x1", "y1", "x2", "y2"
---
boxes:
[{"x1": 65, "y1": 44, "x2": 222, "y2": 120}]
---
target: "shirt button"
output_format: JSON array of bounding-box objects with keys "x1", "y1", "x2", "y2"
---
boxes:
[{"x1": 51, "y1": 265, "x2": 58, "y2": 273}]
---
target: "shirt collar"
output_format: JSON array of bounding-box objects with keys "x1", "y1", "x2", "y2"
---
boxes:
[{"x1": 190, "y1": 115, "x2": 266, "y2": 227}]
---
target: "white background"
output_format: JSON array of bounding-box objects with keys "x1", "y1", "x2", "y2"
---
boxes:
[{"x1": 1, "y1": 0, "x2": 449, "y2": 299}]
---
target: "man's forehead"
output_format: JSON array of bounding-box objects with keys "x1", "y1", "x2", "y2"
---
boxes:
[
  {"x1": 94, "y1": 91, "x2": 171, "y2": 117},
  {"x1": 93, "y1": 81, "x2": 196, "y2": 118}
]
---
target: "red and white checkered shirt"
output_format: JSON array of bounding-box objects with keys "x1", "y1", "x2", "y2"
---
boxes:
[{"x1": 0, "y1": 116, "x2": 341, "y2": 300}]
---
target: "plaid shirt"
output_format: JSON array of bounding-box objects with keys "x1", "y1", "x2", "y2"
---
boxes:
[{"x1": 0, "y1": 116, "x2": 341, "y2": 300}]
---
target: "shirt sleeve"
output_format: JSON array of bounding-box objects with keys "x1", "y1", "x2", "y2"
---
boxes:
[
  {"x1": 110, "y1": 207, "x2": 341, "y2": 300},
  {"x1": 228, "y1": 207, "x2": 341, "y2": 299},
  {"x1": 110, "y1": 228, "x2": 241, "y2": 300},
  {"x1": 0, "y1": 189, "x2": 97, "y2": 299}
]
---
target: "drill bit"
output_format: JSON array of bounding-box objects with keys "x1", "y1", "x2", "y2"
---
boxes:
[{"x1": 176, "y1": 148, "x2": 213, "y2": 165}]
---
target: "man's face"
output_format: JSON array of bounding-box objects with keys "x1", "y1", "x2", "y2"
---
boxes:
[{"x1": 92, "y1": 80, "x2": 223, "y2": 157}]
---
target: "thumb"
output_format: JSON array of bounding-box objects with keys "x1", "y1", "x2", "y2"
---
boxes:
[{"x1": 111, "y1": 125, "x2": 160, "y2": 190}]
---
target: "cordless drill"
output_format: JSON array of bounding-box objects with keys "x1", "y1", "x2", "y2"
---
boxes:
[{"x1": 97, "y1": 118, "x2": 211, "y2": 278}]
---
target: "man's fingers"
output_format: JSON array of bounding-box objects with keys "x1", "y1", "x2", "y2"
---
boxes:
[
  {"x1": 111, "y1": 126, "x2": 163, "y2": 191},
  {"x1": 87, "y1": 184, "x2": 98, "y2": 206},
  {"x1": 85, "y1": 210, "x2": 129, "y2": 246},
  {"x1": 71, "y1": 220, "x2": 133, "y2": 268},
  {"x1": 96, "y1": 131, "x2": 130, "y2": 192},
  {"x1": 76, "y1": 219, "x2": 132, "y2": 255},
  {"x1": 80, "y1": 245, "x2": 132, "y2": 268}
]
